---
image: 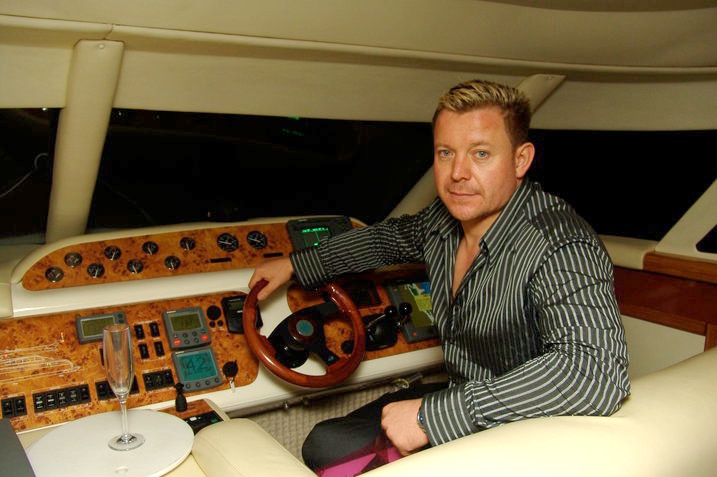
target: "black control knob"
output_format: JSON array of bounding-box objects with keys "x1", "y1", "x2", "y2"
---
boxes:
[
  {"x1": 174, "y1": 383, "x2": 187, "y2": 412},
  {"x1": 363, "y1": 305, "x2": 400, "y2": 351},
  {"x1": 395, "y1": 302, "x2": 413, "y2": 326},
  {"x1": 398, "y1": 302, "x2": 412, "y2": 317}
]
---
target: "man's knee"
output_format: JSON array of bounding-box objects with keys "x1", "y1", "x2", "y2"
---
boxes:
[{"x1": 302, "y1": 417, "x2": 377, "y2": 470}]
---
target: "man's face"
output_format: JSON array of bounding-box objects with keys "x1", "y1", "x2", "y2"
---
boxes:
[{"x1": 433, "y1": 107, "x2": 533, "y2": 232}]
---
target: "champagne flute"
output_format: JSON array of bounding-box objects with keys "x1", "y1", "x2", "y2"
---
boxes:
[{"x1": 103, "y1": 323, "x2": 145, "y2": 451}]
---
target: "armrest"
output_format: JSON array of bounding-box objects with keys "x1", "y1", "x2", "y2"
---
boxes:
[
  {"x1": 192, "y1": 418, "x2": 315, "y2": 477},
  {"x1": 364, "y1": 346, "x2": 717, "y2": 477}
]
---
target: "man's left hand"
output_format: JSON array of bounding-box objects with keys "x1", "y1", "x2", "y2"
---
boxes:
[{"x1": 381, "y1": 398, "x2": 428, "y2": 456}]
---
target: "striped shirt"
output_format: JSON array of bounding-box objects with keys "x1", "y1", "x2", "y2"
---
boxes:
[{"x1": 291, "y1": 179, "x2": 631, "y2": 446}]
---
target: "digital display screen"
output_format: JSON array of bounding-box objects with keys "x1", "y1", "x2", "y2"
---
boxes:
[
  {"x1": 81, "y1": 315, "x2": 116, "y2": 337},
  {"x1": 170, "y1": 311, "x2": 201, "y2": 331},
  {"x1": 176, "y1": 351, "x2": 217, "y2": 381},
  {"x1": 286, "y1": 216, "x2": 353, "y2": 251},
  {"x1": 76, "y1": 312, "x2": 126, "y2": 343},
  {"x1": 163, "y1": 306, "x2": 209, "y2": 350},
  {"x1": 299, "y1": 226, "x2": 331, "y2": 248}
]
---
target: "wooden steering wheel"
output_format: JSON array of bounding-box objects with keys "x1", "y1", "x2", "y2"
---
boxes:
[{"x1": 243, "y1": 279, "x2": 367, "y2": 388}]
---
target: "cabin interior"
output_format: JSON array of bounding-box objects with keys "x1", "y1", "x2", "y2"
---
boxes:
[{"x1": 1, "y1": 1, "x2": 716, "y2": 476}]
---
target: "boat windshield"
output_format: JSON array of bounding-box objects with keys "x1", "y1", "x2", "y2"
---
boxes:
[{"x1": 1, "y1": 108, "x2": 715, "y2": 248}]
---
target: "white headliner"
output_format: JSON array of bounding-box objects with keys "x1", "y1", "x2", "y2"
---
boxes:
[{"x1": 1, "y1": 0, "x2": 715, "y2": 129}]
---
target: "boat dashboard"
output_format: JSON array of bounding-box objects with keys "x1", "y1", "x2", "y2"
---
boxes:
[{"x1": 1, "y1": 216, "x2": 443, "y2": 434}]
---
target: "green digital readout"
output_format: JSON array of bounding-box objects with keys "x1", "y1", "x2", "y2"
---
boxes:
[
  {"x1": 163, "y1": 306, "x2": 210, "y2": 350},
  {"x1": 286, "y1": 216, "x2": 352, "y2": 251},
  {"x1": 172, "y1": 348, "x2": 222, "y2": 391},
  {"x1": 300, "y1": 226, "x2": 331, "y2": 248},
  {"x1": 82, "y1": 315, "x2": 116, "y2": 337},
  {"x1": 176, "y1": 350, "x2": 217, "y2": 381},
  {"x1": 170, "y1": 310, "x2": 201, "y2": 331},
  {"x1": 76, "y1": 312, "x2": 127, "y2": 343}
]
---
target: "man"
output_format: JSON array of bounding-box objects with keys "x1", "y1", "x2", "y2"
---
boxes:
[{"x1": 248, "y1": 79, "x2": 630, "y2": 470}]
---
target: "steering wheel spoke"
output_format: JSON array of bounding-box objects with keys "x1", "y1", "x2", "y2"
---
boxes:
[{"x1": 308, "y1": 341, "x2": 340, "y2": 366}]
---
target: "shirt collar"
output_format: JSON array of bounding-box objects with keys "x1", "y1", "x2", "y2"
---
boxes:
[
  {"x1": 430, "y1": 179, "x2": 537, "y2": 257},
  {"x1": 481, "y1": 179, "x2": 535, "y2": 260}
]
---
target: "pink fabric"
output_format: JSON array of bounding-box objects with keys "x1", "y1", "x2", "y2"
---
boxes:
[{"x1": 316, "y1": 436, "x2": 403, "y2": 477}]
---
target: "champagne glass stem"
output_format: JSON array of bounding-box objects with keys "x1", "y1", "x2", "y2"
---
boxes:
[{"x1": 119, "y1": 397, "x2": 130, "y2": 443}]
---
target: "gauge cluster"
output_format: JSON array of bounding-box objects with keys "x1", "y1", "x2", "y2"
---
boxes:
[{"x1": 22, "y1": 218, "x2": 357, "y2": 291}]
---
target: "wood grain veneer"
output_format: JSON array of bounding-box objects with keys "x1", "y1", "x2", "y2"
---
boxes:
[
  {"x1": 0, "y1": 291, "x2": 259, "y2": 432},
  {"x1": 21, "y1": 223, "x2": 296, "y2": 290},
  {"x1": 643, "y1": 252, "x2": 717, "y2": 286},
  {"x1": 614, "y1": 266, "x2": 717, "y2": 350},
  {"x1": 2, "y1": 266, "x2": 439, "y2": 432}
]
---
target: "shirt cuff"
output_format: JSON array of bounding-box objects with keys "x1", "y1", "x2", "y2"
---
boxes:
[
  {"x1": 289, "y1": 247, "x2": 328, "y2": 289},
  {"x1": 422, "y1": 383, "x2": 480, "y2": 445}
]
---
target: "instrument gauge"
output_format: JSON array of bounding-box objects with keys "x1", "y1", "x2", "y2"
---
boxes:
[
  {"x1": 142, "y1": 241, "x2": 159, "y2": 255},
  {"x1": 179, "y1": 237, "x2": 196, "y2": 251},
  {"x1": 64, "y1": 252, "x2": 82, "y2": 268},
  {"x1": 247, "y1": 230, "x2": 268, "y2": 250},
  {"x1": 87, "y1": 263, "x2": 105, "y2": 278},
  {"x1": 45, "y1": 266, "x2": 64, "y2": 283},
  {"x1": 164, "y1": 255, "x2": 181, "y2": 271},
  {"x1": 104, "y1": 245, "x2": 122, "y2": 260},
  {"x1": 217, "y1": 233, "x2": 239, "y2": 252},
  {"x1": 127, "y1": 259, "x2": 144, "y2": 274}
]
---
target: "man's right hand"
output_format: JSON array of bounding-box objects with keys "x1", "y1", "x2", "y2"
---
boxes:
[{"x1": 248, "y1": 256, "x2": 295, "y2": 301}]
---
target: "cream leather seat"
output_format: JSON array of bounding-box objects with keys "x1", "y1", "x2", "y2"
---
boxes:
[{"x1": 186, "y1": 346, "x2": 717, "y2": 477}]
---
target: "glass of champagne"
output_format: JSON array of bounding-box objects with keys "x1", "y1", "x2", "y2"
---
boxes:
[{"x1": 103, "y1": 323, "x2": 145, "y2": 451}]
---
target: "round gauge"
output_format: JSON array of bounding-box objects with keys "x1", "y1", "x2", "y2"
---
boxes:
[
  {"x1": 179, "y1": 236, "x2": 196, "y2": 251},
  {"x1": 142, "y1": 241, "x2": 159, "y2": 255},
  {"x1": 127, "y1": 259, "x2": 144, "y2": 274},
  {"x1": 104, "y1": 245, "x2": 122, "y2": 260},
  {"x1": 217, "y1": 233, "x2": 239, "y2": 252},
  {"x1": 86, "y1": 263, "x2": 105, "y2": 278},
  {"x1": 45, "y1": 266, "x2": 64, "y2": 283},
  {"x1": 64, "y1": 252, "x2": 82, "y2": 268},
  {"x1": 164, "y1": 255, "x2": 181, "y2": 271},
  {"x1": 246, "y1": 230, "x2": 268, "y2": 250}
]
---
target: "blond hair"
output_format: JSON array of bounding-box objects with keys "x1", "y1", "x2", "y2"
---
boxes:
[{"x1": 432, "y1": 79, "x2": 532, "y2": 148}]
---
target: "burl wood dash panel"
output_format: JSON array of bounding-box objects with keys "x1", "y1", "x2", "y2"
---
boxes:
[
  {"x1": 22, "y1": 222, "x2": 297, "y2": 290},
  {"x1": 8, "y1": 219, "x2": 441, "y2": 433},
  {"x1": 3, "y1": 267, "x2": 440, "y2": 432},
  {"x1": 1, "y1": 291, "x2": 259, "y2": 432}
]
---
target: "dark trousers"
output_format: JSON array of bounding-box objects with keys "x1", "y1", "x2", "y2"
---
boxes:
[{"x1": 301, "y1": 382, "x2": 447, "y2": 471}]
